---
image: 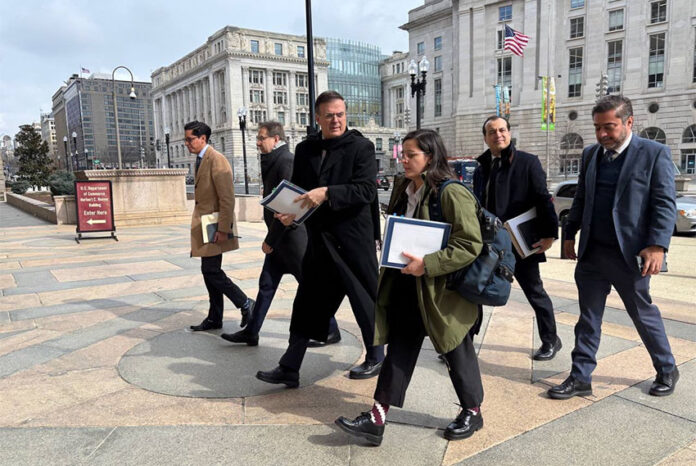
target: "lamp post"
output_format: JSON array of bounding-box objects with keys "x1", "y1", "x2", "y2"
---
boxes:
[
  {"x1": 164, "y1": 128, "x2": 171, "y2": 169},
  {"x1": 393, "y1": 131, "x2": 401, "y2": 173},
  {"x1": 408, "y1": 57, "x2": 429, "y2": 130},
  {"x1": 237, "y1": 107, "x2": 249, "y2": 194},
  {"x1": 85, "y1": 149, "x2": 90, "y2": 170},
  {"x1": 71, "y1": 131, "x2": 78, "y2": 170},
  {"x1": 62, "y1": 136, "x2": 69, "y2": 171},
  {"x1": 112, "y1": 66, "x2": 137, "y2": 169}
]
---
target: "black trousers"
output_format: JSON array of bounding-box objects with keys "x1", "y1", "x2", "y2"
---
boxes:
[
  {"x1": 248, "y1": 251, "x2": 338, "y2": 336},
  {"x1": 201, "y1": 254, "x2": 248, "y2": 325},
  {"x1": 373, "y1": 273, "x2": 484, "y2": 409},
  {"x1": 514, "y1": 258, "x2": 557, "y2": 345}
]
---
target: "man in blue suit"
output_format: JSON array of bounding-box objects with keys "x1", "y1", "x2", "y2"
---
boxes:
[{"x1": 548, "y1": 96, "x2": 678, "y2": 400}]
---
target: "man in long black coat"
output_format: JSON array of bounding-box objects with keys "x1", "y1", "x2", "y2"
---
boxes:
[
  {"x1": 473, "y1": 116, "x2": 561, "y2": 361},
  {"x1": 256, "y1": 91, "x2": 385, "y2": 387},
  {"x1": 220, "y1": 121, "x2": 338, "y2": 345}
]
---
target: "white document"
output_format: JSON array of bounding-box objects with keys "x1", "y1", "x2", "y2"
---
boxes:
[
  {"x1": 260, "y1": 180, "x2": 316, "y2": 225},
  {"x1": 380, "y1": 216, "x2": 451, "y2": 269},
  {"x1": 503, "y1": 207, "x2": 540, "y2": 258}
]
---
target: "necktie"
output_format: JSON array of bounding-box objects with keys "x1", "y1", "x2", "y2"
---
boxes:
[
  {"x1": 486, "y1": 157, "x2": 501, "y2": 213},
  {"x1": 195, "y1": 155, "x2": 202, "y2": 175},
  {"x1": 604, "y1": 149, "x2": 616, "y2": 162}
]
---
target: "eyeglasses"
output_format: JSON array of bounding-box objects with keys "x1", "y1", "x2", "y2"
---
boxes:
[
  {"x1": 256, "y1": 135, "x2": 272, "y2": 142},
  {"x1": 321, "y1": 112, "x2": 345, "y2": 120},
  {"x1": 184, "y1": 136, "x2": 200, "y2": 143},
  {"x1": 398, "y1": 151, "x2": 428, "y2": 161}
]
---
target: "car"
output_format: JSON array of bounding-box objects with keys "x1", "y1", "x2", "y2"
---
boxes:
[
  {"x1": 185, "y1": 175, "x2": 194, "y2": 185},
  {"x1": 551, "y1": 179, "x2": 696, "y2": 234},
  {"x1": 448, "y1": 159, "x2": 478, "y2": 187},
  {"x1": 377, "y1": 174, "x2": 390, "y2": 191}
]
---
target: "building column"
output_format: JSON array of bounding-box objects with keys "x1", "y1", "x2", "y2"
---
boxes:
[{"x1": 209, "y1": 73, "x2": 217, "y2": 127}]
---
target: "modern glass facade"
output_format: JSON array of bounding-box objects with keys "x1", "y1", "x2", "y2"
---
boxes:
[{"x1": 326, "y1": 38, "x2": 382, "y2": 127}]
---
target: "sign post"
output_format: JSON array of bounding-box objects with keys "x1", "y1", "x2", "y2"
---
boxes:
[{"x1": 74, "y1": 180, "x2": 117, "y2": 243}]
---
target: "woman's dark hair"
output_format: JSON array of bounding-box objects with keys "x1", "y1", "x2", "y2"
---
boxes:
[{"x1": 402, "y1": 129, "x2": 455, "y2": 191}]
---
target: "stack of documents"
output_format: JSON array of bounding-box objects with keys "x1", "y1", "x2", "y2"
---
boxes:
[
  {"x1": 201, "y1": 212, "x2": 235, "y2": 243},
  {"x1": 380, "y1": 215, "x2": 451, "y2": 269},
  {"x1": 503, "y1": 207, "x2": 540, "y2": 258},
  {"x1": 260, "y1": 180, "x2": 317, "y2": 225}
]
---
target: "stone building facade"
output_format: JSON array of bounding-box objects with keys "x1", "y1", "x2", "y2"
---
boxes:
[
  {"x1": 380, "y1": 51, "x2": 412, "y2": 130},
  {"x1": 401, "y1": 0, "x2": 696, "y2": 179}
]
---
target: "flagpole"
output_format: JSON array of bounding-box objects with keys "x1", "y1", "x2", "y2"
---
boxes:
[{"x1": 545, "y1": 2, "x2": 551, "y2": 180}]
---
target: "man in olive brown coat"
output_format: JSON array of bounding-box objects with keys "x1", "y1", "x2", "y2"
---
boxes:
[{"x1": 186, "y1": 120, "x2": 254, "y2": 331}]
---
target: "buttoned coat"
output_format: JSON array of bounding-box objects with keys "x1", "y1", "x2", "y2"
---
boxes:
[{"x1": 190, "y1": 146, "x2": 239, "y2": 257}]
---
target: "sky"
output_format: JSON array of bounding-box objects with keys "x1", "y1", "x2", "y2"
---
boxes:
[{"x1": 0, "y1": 0, "x2": 424, "y2": 139}]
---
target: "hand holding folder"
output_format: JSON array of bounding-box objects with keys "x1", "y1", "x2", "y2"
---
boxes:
[{"x1": 260, "y1": 180, "x2": 318, "y2": 225}]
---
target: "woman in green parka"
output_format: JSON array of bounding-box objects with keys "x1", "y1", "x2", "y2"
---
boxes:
[{"x1": 335, "y1": 129, "x2": 485, "y2": 446}]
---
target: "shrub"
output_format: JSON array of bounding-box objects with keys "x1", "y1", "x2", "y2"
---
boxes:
[
  {"x1": 48, "y1": 170, "x2": 76, "y2": 196},
  {"x1": 11, "y1": 180, "x2": 31, "y2": 195}
]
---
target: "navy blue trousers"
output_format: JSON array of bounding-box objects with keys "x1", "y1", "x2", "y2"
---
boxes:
[{"x1": 571, "y1": 245, "x2": 675, "y2": 383}]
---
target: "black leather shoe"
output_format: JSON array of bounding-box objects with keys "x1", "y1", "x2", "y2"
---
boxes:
[
  {"x1": 221, "y1": 329, "x2": 259, "y2": 346},
  {"x1": 189, "y1": 319, "x2": 222, "y2": 331},
  {"x1": 256, "y1": 365, "x2": 299, "y2": 388},
  {"x1": 533, "y1": 336, "x2": 562, "y2": 361},
  {"x1": 349, "y1": 360, "x2": 383, "y2": 380},
  {"x1": 307, "y1": 330, "x2": 342, "y2": 348},
  {"x1": 649, "y1": 367, "x2": 679, "y2": 396},
  {"x1": 335, "y1": 412, "x2": 384, "y2": 446},
  {"x1": 547, "y1": 376, "x2": 592, "y2": 400},
  {"x1": 444, "y1": 409, "x2": 483, "y2": 440},
  {"x1": 240, "y1": 299, "x2": 255, "y2": 328}
]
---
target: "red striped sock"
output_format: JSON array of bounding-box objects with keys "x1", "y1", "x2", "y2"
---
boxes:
[{"x1": 370, "y1": 401, "x2": 389, "y2": 425}]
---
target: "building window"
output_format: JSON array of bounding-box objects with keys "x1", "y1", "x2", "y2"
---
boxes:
[
  {"x1": 648, "y1": 33, "x2": 665, "y2": 88},
  {"x1": 417, "y1": 41, "x2": 425, "y2": 55},
  {"x1": 296, "y1": 92, "x2": 309, "y2": 106},
  {"x1": 277, "y1": 111, "x2": 285, "y2": 125},
  {"x1": 296, "y1": 112, "x2": 308, "y2": 125},
  {"x1": 274, "y1": 43, "x2": 283, "y2": 55},
  {"x1": 497, "y1": 56, "x2": 512, "y2": 91},
  {"x1": 273, "y1": 72, "x2": 287, "y2": 86},
  {"x1": 650, "y1": 0, "x2": 667, "y2": 24},
  {"x1": 220, "y1": 137, "x2": 225, "y2": 153},
  {"x1": 607, "y1": 40, "x2": 622, "y2": 93},
  {"x1": 570, "y1": 17, "x2": 584, "y2": 39},
  {"x1": 640, "y1": 127, "x2": 666, "y2": 144},
  {"x1": 249, "y1": 69, "x2": 264, "y2": 84},
  {"x1": 499, "y1": 5, "x2": 512, "y2": 21},
  {"x1": 295, "y1": 73, "x2": 308, "y2": 87},
  {"x1": 434, "y1": 36, "x2": 442, "y2": 51},
  {"x1": 375, "y1": 138, "x2": 383, "y2": 151},
  {"x1": 434, "y1": 78, "x2": 442, "y2": 117},
  {"x1": 570, "y1": 0, "x2": 584, "y2": 8},
  {"x1": 568, "y1": 47, "x2": 583, "y2": 97},
  {"x1": 608, "y1": 9, "x2": 624, "y2": 31},
  {"x1": 497, "y1": 29, "x2": 505, "y2": 50},
  {"x1": 273, "y1": 91, "x2": 288, "y2": 105},
  {"x1": 251, "y1": 110, "x2": 267, "y2": 124},
  {"x1": 249, "y1": 89, "x2": 265, "y2": 104},
  {"x1": 434, "y1": 56, "x2": 442, "y2": 72},
  {"x1": 682, "y1": 150, "x2": 696, "y2": 174},
  {"x1": 683, "y1": 125, "x2": 696, "y2": 143},
  {"x1": 396, "y1": 86, "x2": 404, "y2": 99},
  {"x1": 297, "y1": 45, "x2": 305, "y2": 58},
  {"x1": 251, "y1": 40, "x2": 259, "y2": 54}
]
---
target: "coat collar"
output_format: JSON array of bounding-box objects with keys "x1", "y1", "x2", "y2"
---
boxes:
[
  {"x1": 614, "y1": 135, "x2": 642, "y2": 205},
  {"x1": 477, "y1": 143, "x2": 516, "y2": 171}
]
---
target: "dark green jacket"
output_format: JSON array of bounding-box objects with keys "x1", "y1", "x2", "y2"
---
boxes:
[{"x1": 374, "y1": 176, "x2": 483, "y2": 354}]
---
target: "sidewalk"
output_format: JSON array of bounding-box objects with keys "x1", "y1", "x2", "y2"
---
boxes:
[{"x1": 0, "y1": 207, "x2": 694, "y2": 465}]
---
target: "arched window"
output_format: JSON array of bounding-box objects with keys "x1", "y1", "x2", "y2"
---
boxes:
[
  {"x1": 639, "y1": 127, "x2": 666, "y2": 144},
  {"x1": 560, "y1": 133, "x2": 584, "y2": 150},
  {"x1": 682, "y1": 125, "x2": 696, "y2": 144}
]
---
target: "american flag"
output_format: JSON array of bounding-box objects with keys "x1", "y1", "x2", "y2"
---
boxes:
[
  {"x1": 504, "y1": 25, "x2": 529, "y2": 56},
  {"x1": 81, "y1": 67, "x2": 90, "y2": 74}
]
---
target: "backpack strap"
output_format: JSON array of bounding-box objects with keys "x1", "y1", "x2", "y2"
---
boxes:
[{"x1": 429, "y1": 179, "x2": 482, "y2": 223}]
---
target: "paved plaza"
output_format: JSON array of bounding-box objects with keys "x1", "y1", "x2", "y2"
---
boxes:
[{"x1": 0, "y1": 200, "x2": 695, "y2": 465}]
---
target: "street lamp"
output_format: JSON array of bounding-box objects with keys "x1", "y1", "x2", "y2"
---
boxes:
[
  {"x1": 62, "y1": 136, "x2": 69, "y2": 171},
  {"x1": 164, "y1": 128, "x2": 171, "y2": 169},
  {"x1": 237, "y1": 106, "x2": 249, "y2": 194},
  {"x1": 85, "y1": 148, "x2": 90, "y2": 170},
  {"x1": 112, "y1": 65, "x2": 137, "y2": 169},
  {"x1": 393, "y1": 131, "x2": 401, "y2": 165},
  {"x1": 72, "y1": 131, "x2": 78, "y2": 170},
  {"x1": 409, "y1": 57, "x2": 429, "y2": 130}
]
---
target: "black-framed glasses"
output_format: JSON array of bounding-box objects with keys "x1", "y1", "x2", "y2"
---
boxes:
[{"x1": 256, "y1": 135, "x2": 273, "y2": 142}]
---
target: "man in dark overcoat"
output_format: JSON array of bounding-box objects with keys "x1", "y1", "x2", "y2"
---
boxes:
[
  {"x1": 220, "y1": 121, "x2": 338, "y2": 345},
  {"x1": 256, "y1": 91, "x2": 385, "y2": 387},
  {"x1": 473, "y1": 116, "x2": 561, "y2": 360}
]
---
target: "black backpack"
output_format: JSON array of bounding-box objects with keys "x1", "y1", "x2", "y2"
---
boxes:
[{"x1": 428, "y1": 180, "x2": 516, "y2": 306}]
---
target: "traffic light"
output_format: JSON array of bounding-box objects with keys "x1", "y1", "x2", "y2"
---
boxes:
[{"x1": 595, "y1": 73, "x2": 609, "y2": 100}]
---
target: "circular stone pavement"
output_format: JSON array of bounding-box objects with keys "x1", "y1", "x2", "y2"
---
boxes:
[{"x1": 117, "y1": 319, "x2": 362, "y2": 398}]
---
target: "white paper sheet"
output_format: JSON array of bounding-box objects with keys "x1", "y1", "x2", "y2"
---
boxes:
[{"x1": 381, "y1": 217, "x2": 450, "y2": 268}]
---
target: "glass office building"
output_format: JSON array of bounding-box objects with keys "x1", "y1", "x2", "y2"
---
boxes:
[{"x1": 326, "y1": 38, "x2": 382, "y2": 127}]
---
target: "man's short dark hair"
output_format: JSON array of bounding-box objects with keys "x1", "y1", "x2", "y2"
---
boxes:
[
  {"x1": 314, "y1": 90, "x2": 345, "y2": 113},
  {"x1": 592, "y1": 95, "x2": 633, "y2": 123},
  {"x1": 258, "y1": 121, "x2": 285, "y2": 140},
  {"x1": 184, "y1": 120, "x2": 212, "y2": 143},
  {"x1": 481, "y1": 115, "x2": 510, "y2": 135}
]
